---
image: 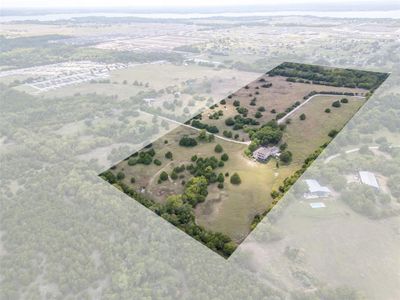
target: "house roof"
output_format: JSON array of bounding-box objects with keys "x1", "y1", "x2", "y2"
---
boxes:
[
  {"x1": 359, "y1": 171, "x2": 379, "y2": 189},
  {"x1": 253, "y1": 146, "x2": 279, "y2": 158},
  {"x1": 305, "y1": 179, "x2": 331, "y2": 193}
]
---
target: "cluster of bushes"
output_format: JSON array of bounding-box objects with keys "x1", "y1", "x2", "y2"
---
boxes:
[
  {"x1": 246, "y1": 121, "x2": 285, "y2": 157},
  {"x1": 208, "y1": 110, "x2": 223, "y2": 120},
  {"x1": 280, "y1": 150, "x2": 293, "y2": 164},
  {"x1": 179, "y1": 136, "x2": 198, "y2": 147},
  {"x1": 191, "y1": 119, "x2": 219, "y2": 133},
  {"x1": 128, "y1": 148, "x2": 156, "y2": 165},
  {"x1": 198, "y1": 129, "x2": 215, "y2": 142},
  {"x1": 236, "y1": 106, "x2": 248, "y2": 116},
  {"x1": 100, "y1": 174, "x2": 236, "y2": 257},
  {"x1": 223, "y1": 130, "x2": 233, "y2": 138},
  {"x1": 261, "y1": 82, "x2": 272, "y2": 88},
  {"x1": 340, "y1": 185, "x2": 392, "y2": 218},
  {"x1": 269, "y1": 62, "x2": 388, "y2": 90},
  {"x1": 276, "y1": 112, "x2": 286, "y2": 120},
  {"x1": 186, "y1": 156, "x2": 225, "y2": 183},
  {"x1": 303, "y1": 90, "x2": 358, "y2": 100},
  {"x1": 225, "y1": 115, "x2": 259, "y2": 130}
]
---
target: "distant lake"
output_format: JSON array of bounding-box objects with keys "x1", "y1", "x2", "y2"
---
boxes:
[{"x1": 1, "y1": 10, "x2": 400, "y2": 22}]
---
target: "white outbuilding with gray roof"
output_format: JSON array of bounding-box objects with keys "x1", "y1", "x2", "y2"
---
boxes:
[
  {"x1": 304, "y1": 179, "x2": 331, "y2": 198},
  {"x1": 359, "y1": 171, "x2": 379, "y2": 189}
]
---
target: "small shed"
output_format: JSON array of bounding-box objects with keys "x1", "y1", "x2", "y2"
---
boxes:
[
  {"x1": 359, "y1": 171, "x2": 379, "y2": 189},
  {"x1": 304, "y1": 179, "x2": 331, "y2": 198}
]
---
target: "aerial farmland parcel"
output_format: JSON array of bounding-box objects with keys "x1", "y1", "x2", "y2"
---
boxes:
[{"x1": 100, "y1": 62, "x2": 388, "y2": 258}]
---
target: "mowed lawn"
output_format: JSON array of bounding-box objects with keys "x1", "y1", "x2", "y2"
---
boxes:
[{"x1": 284, "y1": 95, "x2": 366, "y2": 164}]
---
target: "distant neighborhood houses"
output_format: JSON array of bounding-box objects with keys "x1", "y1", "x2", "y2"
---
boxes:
[{"x1": 252, "y1": 146, "x2": 280, "y2": 162}]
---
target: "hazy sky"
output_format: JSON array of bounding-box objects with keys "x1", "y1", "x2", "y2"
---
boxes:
[{"x1": 1, "y1": 0, "x2": 382, "y2": 9}]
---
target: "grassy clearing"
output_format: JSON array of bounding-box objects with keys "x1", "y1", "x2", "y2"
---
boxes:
[
  {"x1": 199, "y1": 76, "x2": 366, "y2": 142},
  {"x1": 284, "y1": 95, "x2": 366, "y2": 163},
  {"x1": 111, "y1": 124, "x2": 296, "y2": 241}
]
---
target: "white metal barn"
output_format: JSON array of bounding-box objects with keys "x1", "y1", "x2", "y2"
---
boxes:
[
  {"x1": 359, "y1": 171, "x2": 380, "y2": 189},
  {"x1": 304, "y1": 179, "x2": 331, "y2": 198}
]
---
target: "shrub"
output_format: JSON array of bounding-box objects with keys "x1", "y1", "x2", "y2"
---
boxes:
[
  {"x1": 340, "y1": 98, "x2": 349, "y2": 103},
  {"x1": 214, "y1": 144, "x2": 223, "y2": 153},
  {"x1": 191, "y1": 155, "x2": 198, "y2": 162},
  {"x1": 171, "y1": 172, "x2": 178, "y2": 180},
  {"x1": 128, "y1": 158, "x2": 137, "y2": 166},
  {"x1": 258, "y1": 106, "x2": 266, "y2": 112},
  {"x1": 225, "y1": 117, "x2": 235, "y2": 126},
  {"x1": 218, "y1": 183, "x2": 224, "y2": 189},
  {"x1": 130, "y1": 177, "x2": 136, "y2": 183},
  {"x1": 154, "y1": 159, "x2": 162, "y2": 166},
  {"x1": 325, "y1": 108, "x2": 331, "y2": 113},
  {"x1": 279, "y1": 143, "x2": 288, "y2": 151},
  {"x1": 221, "y1": 153, "x2": 229, "y2": 161},
  {"x1": 159, "y1": 171, "x2": 169, "y2": 181},
  {"x1": 116, "y1": 172, "x2": 125, "y2": 180},
  {"x1": 328, "y1": 129, "x2": 339, "y2": 138},
  {"x1": 223, "y1": 130, "x2": 233, "y2": 138},
  {"x1": 299, "y1": 113, "x2": 306, "y2": 120},
  {"x1": 280, "y1": 151, "x2": 293, "y2": 164},
  {"x1": 220, "y1": 99, "x2": 226, "y2": 105},
  {"x1": 271, "y1": 109, "x2": 276, "y2": 113},
  {"x1": 255, "y1": 111, "x2": 262, "y2": 118},
  {"x1": 230, "y1": 173, "x2": 241, "y2": 184},
  {"x1": 165, "y1": 151, "x2": 173, "y2": 159},
  {"x1": 179, "y1": 136, "x2": 198, "y2": 147},
  {"x1": 233, "y1": 100, "x2": 240, "y2": 107},
  {"x1": 332, "y1": 100, "x2": 341, "y2": 108}
]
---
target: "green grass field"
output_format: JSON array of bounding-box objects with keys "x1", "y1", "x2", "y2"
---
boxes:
[{"x1": 284, "y1": 95, "x2": 366, "y2": 163}]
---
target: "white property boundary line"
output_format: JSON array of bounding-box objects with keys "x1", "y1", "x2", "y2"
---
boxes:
[{"x1": 277, "y1": 93, "x2": 366, "y2": 124}]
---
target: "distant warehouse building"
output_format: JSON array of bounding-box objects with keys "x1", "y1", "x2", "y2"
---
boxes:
[
  {"x1": 253, "y1": 146, "x2": 280, "y2": 162},
  {"x1": 304, "y1": 179, "x2": 331, "y2": 199},
  {"x1": 359, "y1": 171, "x2": 380, "y2": 189}
]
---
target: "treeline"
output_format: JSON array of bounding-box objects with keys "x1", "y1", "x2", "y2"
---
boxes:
[
  {"x1": 269, "y1": 62, "x2": 389, "y2": 91},
  {"x1": 100, "y1": 159, "x2": 237, "y2": 257},
  {"x1": 1, "y1": 39, "x2": 184, "y2": 68},
  {"x1": 0, "y1": 34, "x2": 69, "y2": 51},
  {"x1": 303, "y1": 90, "x2": 362, "y2": 100}
]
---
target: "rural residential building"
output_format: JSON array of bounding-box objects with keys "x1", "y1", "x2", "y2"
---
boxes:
[
  {"x1": 304, "y1": 179, "x2": 331, "y2": 198},
  {"x1": 253, "y1": 146, "x2": 280, "y2": 161},
  {"x1": 359, "y1": 171, "x2": 380, "y2": 189}
]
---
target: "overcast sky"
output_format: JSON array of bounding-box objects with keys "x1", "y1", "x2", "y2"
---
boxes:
[{"x1": 1, "y1": 0, "x2": 388, "y2": 9}]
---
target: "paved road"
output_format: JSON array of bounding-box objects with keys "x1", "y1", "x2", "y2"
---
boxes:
[
  {"x1": 277, "y1": 94, "x2": 366, "y2": 124},
  {"x1": 138, "y1": 109, "x2": 251, "y2": 145}
]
